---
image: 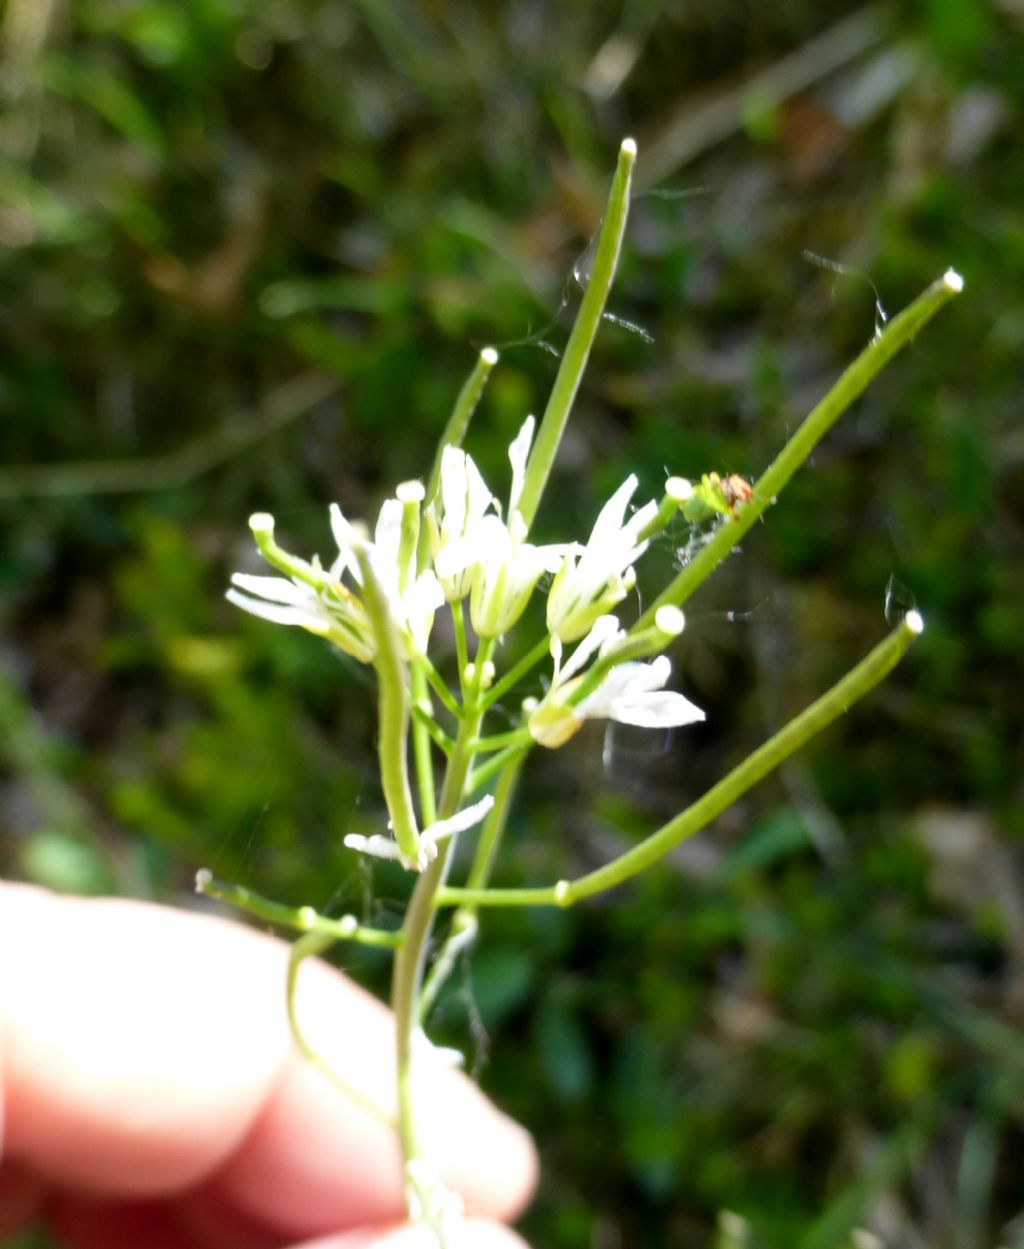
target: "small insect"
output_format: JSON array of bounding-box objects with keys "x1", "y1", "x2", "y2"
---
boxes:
[{"x1": 720, "y1": 473, "x2": 753, "y2": 519}]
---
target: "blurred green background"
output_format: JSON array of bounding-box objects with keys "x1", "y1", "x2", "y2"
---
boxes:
[{"x1": 2, "y1": 1, "x2": 1023, "y2": 1246}]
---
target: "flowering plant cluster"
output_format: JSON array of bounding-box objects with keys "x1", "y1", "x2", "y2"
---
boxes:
[{"x1": 199, "y1": 139, "x2": 961, "y2": 1245}]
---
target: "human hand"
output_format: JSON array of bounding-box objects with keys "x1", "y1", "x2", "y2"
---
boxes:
[{"x1": 0, "y1": 883, "x2": 536, "y2": 1248}]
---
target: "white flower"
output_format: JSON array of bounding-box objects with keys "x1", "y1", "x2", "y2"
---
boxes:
[
  {"x1": 527, "y1": 617, "x2": 703, "y2": 748},
  {"x1": 545, "y1": 474, "x2": 658, "y2": 649},
  {"x1": 227, "y1": 514, "x2": 376, "y2": 662},
  {"x1": 552, "y1": 612, "x2": 624, "y2": 685},
  {"x1": 466, "y1": 510, "x2": 568, "y2": 638},
  {"x1": 228, "y1": 492, "x2": 443, "y2": 663},
  {"x1": 335, "y1": 492, "x2": 443, "y2": 657},
  {"x1": 344, "y1": 794, "x2": 495, "y2": 871},
  {"x1": 427, "y1": 445, "x2": 496, "y2": 601},
  {"x1": 576, "y1": 655, "x2": 705, "y2": 729},
  {"x1": 432, "y1": 417, "x2": 573, "y2": 636}
]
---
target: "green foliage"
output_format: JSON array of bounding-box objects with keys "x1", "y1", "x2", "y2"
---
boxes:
[{"x1": 2, "y1": 2, "x2": 1022, "y2": 1247}]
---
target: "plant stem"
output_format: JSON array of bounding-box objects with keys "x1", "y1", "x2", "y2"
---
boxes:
[
  {"x1": 436, "y1": 613, "x2": 923, "y2": 909},
  {"x1": 451, "y1": 600, "x2": 468, "y2": 691},
  {"x1": 480, "y1": 635, "x2": 550, "y2": 711},
  {"x1": 357, "y1": 548, "x2": 422, "y2": 865},
  {"x1": 390, "y1": 637, "x2": 495, "y2": 1217},
  {"x1": 516, "y1": 139, "x2": 637, "y2": 529},
  {"x1": 635, "y1": 270, "x2": 963, "y2": 628},
  {"x1": 417, "y1": 755, "x2": 524, "y2": 1021},
  {"x1": 410, "y1": 664, "x2": 438, "y2": 826},
  {"x1": 417, "y1": 651, "x2": 462, "y2": 720},
  {"x1": 424, "y1": 346, "x2": 498, "y2": 510},
  {"x1": 195, "y1": 870, "x2": 401, "y2": 946},
  {"x1": 411, "y1": 702, "x2": 455, "y2": 756},
  {"x1": 467, "y1": 742, "x2": 530, "y2": 794},
  {"x1": 469, "y1": 726, "x2": 532, "y2": 753}
]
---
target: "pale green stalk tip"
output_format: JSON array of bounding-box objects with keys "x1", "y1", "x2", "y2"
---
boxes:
[
  {"x1": 249, "y1": 511, "x2": 274, "y2": 536},
  {"x1": 943, "y1": 268, "x2": 964, "y2": 293},
  {"x1": 655, "y1": 605, "x2": 685, "y2": 636},
  {"x1": 480, "y1": 346, "x2": 498, "y2": 366},
  {"x1": 621, "y1": 136, "x2": 637, "y2": 158},
  {"x1": 904, "y1": 609, "x2": 924, "y2": 636},
  {"x1": 397, "y1": 480, "x2": 426, "y2": 503},
  {"x1": 666, "y1": 476, "x2": 693, "y2": 501}
]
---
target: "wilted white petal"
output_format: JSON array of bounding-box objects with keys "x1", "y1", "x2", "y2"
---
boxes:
[
  {"x1": 343, "y1": 833, "x2": 405, "y2": 862},
  {"x1": 422, "y1": 794, "x2": 495, "y2": 847}
]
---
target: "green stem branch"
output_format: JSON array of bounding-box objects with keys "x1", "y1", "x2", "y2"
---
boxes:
[
  {"x1": 424, "y1": 347, "x2": 498, "y2": 510},
  {"x1": 635, "y1": 270, "x2": 963, "y2": 628},
  {"x1": 195, "y1": 871, "x2": 401, "y2": 947},
  {"x1": 517, "y1": 139, "x2": 637, "y2": 529},
  {"x1": 417, "y1": 756, "x2": 524, "y2": 1022},
  {"x1": 480, "y1": 635, "x2": 551, "y2": 711},
  {"x1": 437, "y1": 614, "x2": 923, "y2": 909},
  {"x1": 390, "y1": 637, "x2": 494, "y2": 1206},
  {"x1": 357, "y1": 547, "x2": 422, "y2": 865}
]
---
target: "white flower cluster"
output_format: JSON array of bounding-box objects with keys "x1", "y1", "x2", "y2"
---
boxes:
[
  {"x1": 227, "y1": 486, "x2": 442, "y2": 664},
  {"x1": 229, "y1": 418, "x2": 704, "y2": 863},
  {"x1": 230, "y1": 416, "x2": 704, "y2": 738}
]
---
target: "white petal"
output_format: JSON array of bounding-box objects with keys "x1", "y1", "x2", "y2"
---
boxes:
[
  {"x1": 573, "y1": 476, "x2": 642, "y2": 597},
  {"x1": 403, "y1": 572, "x2": 444, "y2": 651},
  {"x1": 440, "y1": 447, "x2": 493, "y2": 535},
  {"x1": 582, "y1": 658, "x2": 666, "y2": 708},
  {"x1": 409, "y1": 570, "x2": 444, "y2": 614},
  {"x1": 226, "y1": 589, "x2": 328, "y2": 633},
  {"x1": 606, "y1": 690, "x2": 705, "y2": 729},
  {"x1": 434, "y1": 531, "x2": 490, "y2": 580},
  {"x1": 559, "y1": 615, "x2": 623, "y2": 685},
  {"x1": 622, "y1": 498, "x2": 658, "y2": 547},
  {"x1": 577, "y1": 656, "x2": 670, "y2": 715},
  {"x1": 532, "y1": 540, "x2": 579, "y2": 574},
  {"x1": 507, "y1": 415, "x2": 535, "y2": 514},
  {"x1": 373, "y1": 496, "x2": 404, "y2": 567},
  {"x1": 230, "y1": 573, "x2": 312, "y2": 606},
  {"x1": 625, "y1": 654, "x2": 673, "y2": 694},
  {"x1": 588, "y1": 475, "x2": 638, "y2": 549},
  {"x1": 329, "y1": 503, "x2": 362, "y2": 582}
]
